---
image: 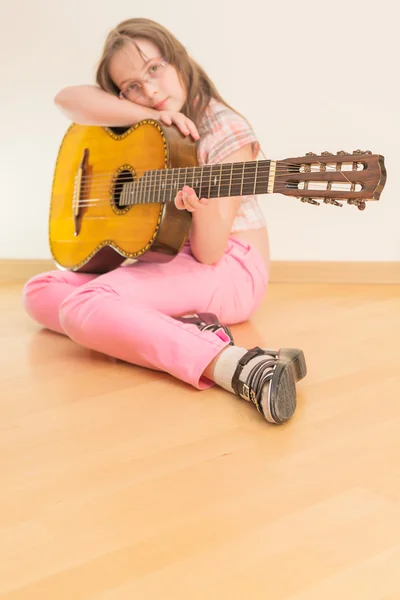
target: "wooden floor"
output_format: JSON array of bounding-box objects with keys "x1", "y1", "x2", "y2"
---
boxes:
[{"x1": 1, "y1": 281, "x2": 400, "y2": 599}]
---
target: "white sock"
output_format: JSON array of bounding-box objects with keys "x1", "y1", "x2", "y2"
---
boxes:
[
  {"x1": 213, "y1": 346, "x2": 248, "y2": 392},
  {"x1": 213, "y1": 346, "x2": 276, "y2": 403}
]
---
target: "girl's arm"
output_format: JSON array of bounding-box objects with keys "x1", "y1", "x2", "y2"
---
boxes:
[
  {"x1": 175, "y1": 143, "x2": 254, "y2": 265},
  {"x1": 54, "y1": 85, "x2": 199, "y2": 138}
]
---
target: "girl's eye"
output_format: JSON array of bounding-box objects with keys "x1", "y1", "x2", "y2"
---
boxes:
[
  {"x1": 149, "y1": 65, "x2": 159, "y2": 74},
  {"x1": 126, "y1": 83, "x2": 139, "y2": 92}
]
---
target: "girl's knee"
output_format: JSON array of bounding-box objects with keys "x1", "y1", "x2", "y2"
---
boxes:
[
  {"x1": 22, "y1": 272, "x2": 59, "y2": 318},
  {"x1": 58, "y1": 284, "x2": 115, "y2": 341}
]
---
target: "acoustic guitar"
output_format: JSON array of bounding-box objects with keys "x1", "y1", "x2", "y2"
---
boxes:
[{"x1": 49, "y1": 119, "x2": 386, "y2": 273}]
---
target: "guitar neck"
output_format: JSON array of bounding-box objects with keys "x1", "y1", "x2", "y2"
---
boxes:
[{"x1": 120, "y1": 160, "x2": 274, "y2": 206}]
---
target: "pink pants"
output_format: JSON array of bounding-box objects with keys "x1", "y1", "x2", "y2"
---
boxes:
[{"x1": 22, "y1": 237, "x2": 268, "y2": 389}]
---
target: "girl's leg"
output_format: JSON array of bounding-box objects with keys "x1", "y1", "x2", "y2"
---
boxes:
[
  {"x1": 57, "y1": 238, "x2": 268, "y2": 389},
  {"x1": 22, "y1": 270, "x2": 97, "y2": 334}
]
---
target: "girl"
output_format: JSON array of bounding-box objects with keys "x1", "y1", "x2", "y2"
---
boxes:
[{"x1": 23, "y1": 18, "x2": 307, "y2": 424}]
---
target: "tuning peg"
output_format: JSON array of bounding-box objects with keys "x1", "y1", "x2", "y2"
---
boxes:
[
  {"x1": 300, "y1": 197, "x2": 320, "y2": 206},
  {"x1": 321, "y1": 151, "x2": 334, "y2": 156},
  {"x1": 347, "y1": 199, "x2": 366, "y2": 211},
  {"x1": 352, "y1": 149, "x2": 372, "y2": 155},
  {"x1": 323, "y1": 198, "x2": 342, "y2": 207},
  {"x1": 336, "y1": 150, "x2": 350, "y2": 156},
  {"x1": 306, "y1": 152, "x2": 317, "y2": 156}
]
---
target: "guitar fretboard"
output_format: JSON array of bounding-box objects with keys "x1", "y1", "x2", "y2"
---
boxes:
[{"x1": 119, "y1": 160, "x2": 272, "y2": 206}]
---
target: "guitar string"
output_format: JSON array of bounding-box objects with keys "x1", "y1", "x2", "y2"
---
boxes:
[
  {"x1": 69, "y1": 166, "x2": 357, "y2": 200},
  {"x1": 75, "y1": 160, "x2": 362, "y2": 184}
]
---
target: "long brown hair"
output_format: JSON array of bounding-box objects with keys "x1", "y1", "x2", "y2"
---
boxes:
[{"x1": 95, "y1": 18, "x2": 237, "y2": 127}]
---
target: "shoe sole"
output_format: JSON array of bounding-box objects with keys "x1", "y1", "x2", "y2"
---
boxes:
[{"x1": 263, "y1": 362, "x2": 297, "y2": 424}]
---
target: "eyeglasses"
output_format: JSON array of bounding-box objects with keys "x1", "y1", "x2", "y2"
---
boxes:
[{"x1": 119, "y1": 58, "x2": 169, "y2": 101}]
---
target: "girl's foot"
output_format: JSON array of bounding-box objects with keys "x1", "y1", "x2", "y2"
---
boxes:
[{"x1": 213, "y1": 346, "x2": 307, "y2": 424}]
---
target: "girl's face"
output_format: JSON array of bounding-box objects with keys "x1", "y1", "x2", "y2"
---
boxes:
[{"x1": 109, "y1": 38, "x2": 186, "y2": 112}]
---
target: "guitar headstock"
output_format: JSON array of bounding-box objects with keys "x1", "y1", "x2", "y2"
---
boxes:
[{"x1": 274, "y1": 150, "x2": 386, "y2": 210}]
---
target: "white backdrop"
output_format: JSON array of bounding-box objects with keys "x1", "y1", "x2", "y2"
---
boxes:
[{"x1": 2, "y1": 0, "x2": 399, "y2": 261}]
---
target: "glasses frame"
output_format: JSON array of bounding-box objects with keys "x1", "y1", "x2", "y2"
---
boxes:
[{"x1": 118, "y1": 58, "x2": 169, "y2": 101}]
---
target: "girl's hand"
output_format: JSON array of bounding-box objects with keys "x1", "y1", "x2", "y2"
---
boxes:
[
  {"x1": 174, "y1": 186, "x2": 209, "y2": 212},
  {"x1": 158, "y1": 110, "x2": 200, "y2": 140}
]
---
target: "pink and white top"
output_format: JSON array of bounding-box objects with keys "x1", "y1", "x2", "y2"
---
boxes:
[{"x1": 196, "y1": 98, "x2": 266, "y2": 233}]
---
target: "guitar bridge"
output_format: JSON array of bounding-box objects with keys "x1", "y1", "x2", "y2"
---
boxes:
[{"x1": 72, "y1": 148, "x2": 89, "y2": 236}]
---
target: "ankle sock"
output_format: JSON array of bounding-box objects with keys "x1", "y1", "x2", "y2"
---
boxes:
[{"x1": 213, "y1": 346, "x2": 277, "y2": 410}]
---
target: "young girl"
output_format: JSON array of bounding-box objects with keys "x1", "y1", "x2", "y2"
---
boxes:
[{"x1": 23, "y1": 18, "x2": 307, "y2": 424}]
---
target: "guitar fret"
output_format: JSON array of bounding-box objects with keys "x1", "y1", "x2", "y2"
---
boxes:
[
  {"x1": 120, "y1": 183, "x2": 126, "y2": 206},
  {"x1": 144, "y1": 172, "x2": 148, "y2": 204},
  {"x1": 240, "y1": 162, "x2": 245, "y2": 196},
  {"x1": 154, "y1": 170, "x2": 162, "y2": 204},
  {"x1": 231, "y1": 163, "x2": 244, "y2": 196},
  {"x1": 199, "y1": 166, "x2": 204, "y2": 199},
  {"x1": 169, "y1": 168, "x2": 175, "y2": 203},
  {"x1": 132, "y1": 179, "x2": 136, "y2": 205},
  {"x1": 139, "y1": 173, "x2": 143, "y2": 204},
  {"x1": 132, "y1": 180, "x2": 137, "y2": 206},
  {"x1": 243, "y1": 162, "x2": 257, "y2": 195},
  {"x1": 253, "y1": 161, "x2": 258, "y2": 195},
  {"x1": 172, "y1": 168, "x2": 178, "y2": 198},
  {"x1": 164, "y1": 169, "x2": 169, "y2": 203},
  {"x1": 157, "y1": 170, "x2": 161, "y2": 204},
  {"x1": 176, "y1": 168, "x2": 182, "y2": 198},
  {"x1": 148, "y1": 170, "x2": 152, "y2": 204},
  {"x1": 219, "y1": 164, "x2": 231, "y2": 197},
  {"x1": 257, "y1": 162, "x2": 270, "y2": 195},
  {"x1": 207, "y1": 165, "x2": 224, "y2": 199}
]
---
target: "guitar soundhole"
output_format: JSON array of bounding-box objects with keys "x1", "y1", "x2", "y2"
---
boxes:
[{"x1": 113, "y1": 170, "x2": 135, "y2": 208}]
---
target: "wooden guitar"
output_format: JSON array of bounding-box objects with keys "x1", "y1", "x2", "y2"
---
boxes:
[{"x1": 49, "y1": 119, "x2": 386, "y2": 273}]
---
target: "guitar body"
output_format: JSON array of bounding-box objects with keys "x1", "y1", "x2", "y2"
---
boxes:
[{"x1": 49, "y1": 120, "x2": 196, "y2": 273}]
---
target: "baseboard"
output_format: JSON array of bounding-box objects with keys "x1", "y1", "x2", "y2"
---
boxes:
[
  {"x1": 1, "y1": 259, "x2": 400, "y2": 285},
  {"x1": 269, "y1": 261, "x2": 400, "y2": 284}
]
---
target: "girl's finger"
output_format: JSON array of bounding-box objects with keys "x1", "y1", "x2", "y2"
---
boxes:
[
  {"x1": 187, "y1": 196, "x2": 203, "y2": 211},
  {"x1": 173, "y1": 116, "x2": 189, "y2": 136},
  {"x1": 186, "y1": 119, "x2": 200, "y2": 140},
  {"x1": 183, "y1": 187, "x2": 200, "y2": 209},
  {"x1": 174, "y1": 191, "x2": 185, "y2": 209},
  {"x1": 183, "y1": 185, "x2": 196, "y2": 197},
  {"x1": 183, "y1": 190, "x2": 196, "y2": 212}
]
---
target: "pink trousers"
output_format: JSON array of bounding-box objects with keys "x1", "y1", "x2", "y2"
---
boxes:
[{"x1": 22, "y1": 237, "x2": 268, "y2": 389}]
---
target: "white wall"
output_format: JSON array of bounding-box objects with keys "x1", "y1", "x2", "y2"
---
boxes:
[{"x1": 2, "y1": 0, "x2": 399, "y2": 261}]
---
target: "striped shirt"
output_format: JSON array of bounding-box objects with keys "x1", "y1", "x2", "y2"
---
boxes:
[{"x1": 196, "y1": 98, "x2": 266, "y2": 232}]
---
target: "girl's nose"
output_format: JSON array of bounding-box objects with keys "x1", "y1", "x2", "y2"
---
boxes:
[{"x1": 142, "y1": 80, "x2": 158, "y2": 96}]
